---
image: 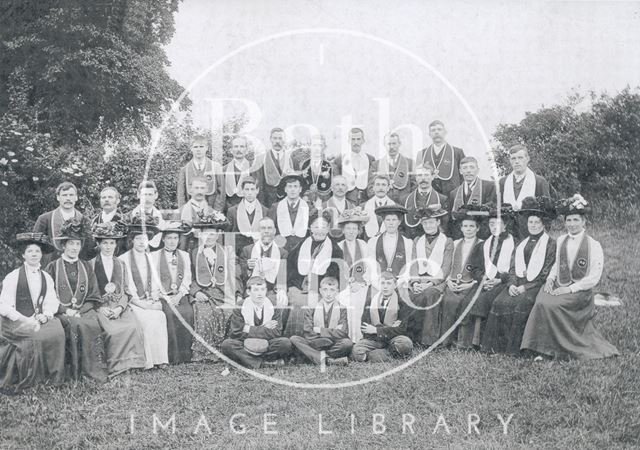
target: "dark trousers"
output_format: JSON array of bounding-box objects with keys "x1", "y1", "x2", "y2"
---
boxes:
[
  {"x1": 351, "y1": 336, "x2": 413, "y2": 362},
  {"x1": 221, "y1": 337, "x2": 292, "y2": 369},
  {"x1": 290, "y1": 336, "x2": 353, "y2": 364},
  {"x1": 161, "y1": 296, "x2": 194, "y2": 364}
]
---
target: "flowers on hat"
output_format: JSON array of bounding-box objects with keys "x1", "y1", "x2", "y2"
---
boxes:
[
  {"x1": 338, "y1": 207, "x2": 370, "y2": 224},
  {"x1": 129, "y1": 211, "x2": 160, "y2": 226},
  {"x1": 556, "y1": 194, "x2": 590, "y2": 216},
  {"x1": 59, "y1": 218, "x2": 86, "y2": 239},
  {"x1": 92, "y1": 221, "x2": 128, "y2": 238},
  {"x1": 196, "y1": 209, "x2": 227, "y2": 224}
]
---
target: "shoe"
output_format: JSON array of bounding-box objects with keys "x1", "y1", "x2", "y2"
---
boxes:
[
  {"x1": 263, "y1": 358, "x2": 285, "y2": 367},
  {"x1": 327, "y1": 357, "x2": 348, "y2": 366}
]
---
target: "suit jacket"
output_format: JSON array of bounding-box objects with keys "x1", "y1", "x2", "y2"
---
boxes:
[
  {"x1": 301, "y1": 302, "x2": 349, "y2": 341},
  {"x1": 251, "y1": 150, "x2": 295, "y2": 208},
  {"x1": 286, "y1": 237, "x2": 345, "y2": 291},
  {"x1": 415, "y1": 144, "x2": 465, "y2": 196},
  {"x1": 226, "y1": 202, "x2": 269, "y2": 255},
  {"x1": 360, "y1": 286, "x2": 415, "y2": 343},
  {"x1": 333, "y1": 152, "x2": 375, "y2": 205},
  {"x1": 498, "y1": 173, "x2": 552, "y2": 241},
  {"x1": 367, "y1": 154, "x2": 415, "y2": 204},
  {"x1": 238, "y1": 242, "x2": 289, "y2": 293},
  {"x1": 226, "y1": 300, "x2": 284, "y2": 341},
  {"x1": 447, "y1": 178, "x2": 496, "y2": 213},
  {"x1": 176, "y1": 159, "x2": 225, "y2": 211}
]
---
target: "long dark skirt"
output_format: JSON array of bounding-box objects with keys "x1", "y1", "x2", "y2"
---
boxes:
[
  {"x1": 458, "y1": 283, "x2": 508, "y2": 349},
  {"x1": 96, "y1": 308, "x2": 146, "y2": 376},
  {"x1": 191, "y1": 286, "x2": 233, "y2": 362},
  {"x1": 481, "y1": 286, "x2": 538, "y2": 354},
  {"x1": 58, "y1": 311, "x2": 108, "y2": 382},
  {"x1": 0, "y1": 317, "x2": 66, "y2": 390},
  {"x1": 521, "y1": 288, "x2": 619, "y2": 360},
  {"x1": 161, "y1": 296, "x2": 194, "y2": 364},
  {"x1": 411, "y1": 284, "x2": 446, "y2": 347},
  {"x1": 440, "y1": 286, "x2": 477, "y2": 346}
]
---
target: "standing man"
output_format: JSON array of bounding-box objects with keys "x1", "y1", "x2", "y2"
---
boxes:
[
  {"x1": 33, "y1": 181, "x2": 90, "y2": 265},
  {"x1": 447, "y1": 157, "x2": 496, "y2": 239},
  {"x1": 367, "y1": 132, "x2": 415, "y2": 204},
  {"x1": 415, "y1": 120, "x2": 466, "y2": 196},
  {"x1": 333, "y1": 128, "x2": 375, "y2": 206},
  {"x1": 227, "y1": 177, "x2": 269, "y2": 255},
  {"x1": 88, "y1": 186, "x2": 127, "y2": 258},
  {"x1": 499, "y1": 144, "x2": 552, "y2": 239},
  {"x1": 269, "y1": 173, "x2": 309, "y2": 252},
  {"x1": 403, "y1": 163, "x2": 449, "y2": 239},
  {"x1": 176, "y1": 134, "x2": 225, "y2": 211},
  {"x1": 252, "y1": 128, "x2": 295, "y2": 208},
  {"x1": 223, "y1": 136, "x2": 252, "y2": 210}
]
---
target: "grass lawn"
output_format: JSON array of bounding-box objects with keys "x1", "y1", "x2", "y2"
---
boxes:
[{"x1": 1, "y1": 224, "x2": 638, "y2": 449}]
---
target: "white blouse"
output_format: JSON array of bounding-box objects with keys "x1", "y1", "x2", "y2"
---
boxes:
[{"x1": 0, "y1": 264, "x2": 60, "y2": 320}]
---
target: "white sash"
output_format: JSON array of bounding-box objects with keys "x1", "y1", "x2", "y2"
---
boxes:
[
  {"x1": 224, "y1": 159, "x2": 251, "y2": 197},
  {"x1": 236, "y1": 200, "x2": 263, "y2": 239},
  {"x1": 313, "y1": 301, "x2": 341, "y2": 330},
  {"x1": 241, "y1": 298, "x2": 275, "y2": 326},
  {"x1": 503, "y1": 168, "x2": 537, "y2": 210},
  {"x1": 369, "y1": 291, "x2": 399, "y2": 326},
  {"x1": 342, "y1": 152, "x2": 370, "y2": 190},
  {"x1": 250, "y1": 242, "x2": 281, "y2": 283},
  {"x1": 363, "y1": 196, "x2": 395, "y2": 238},
  {"x1": 276, "y1": 199, "x2": 308, "y2": 238},
  {"x1": 297, "y1": 237, "x2": 333, "y2": 276},
  {"x1": 484, "y1": 235, "x2": 515, "y2": 280},
  {"x1": 415, "y1": 233, "x2": 447, "y2": 278},
  {"x1": 515, "y1": 233, "x2": 549, "y2": 281}
]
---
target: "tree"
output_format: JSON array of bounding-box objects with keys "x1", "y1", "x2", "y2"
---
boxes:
[{"x1": 493, "y1": 88, "x2": 640, "y2": 221}]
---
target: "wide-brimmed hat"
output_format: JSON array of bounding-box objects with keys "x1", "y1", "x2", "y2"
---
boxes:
[
  {"x1": 519, "y1": 196, "x2": 556, "y2": 219},
  {"x1": 374, "y1": 204, "x2": 408, "y2": 219},
  {"x1": 452, "y1": 204, "x2": 490, "y2": 222},
  {"x1": 244, "y1": 338, "x2": 269, "y2": 356},
  {"x1": 191, "y1": 210, "x2": 230, "y2": 230},
  {"x1": 15, "y1": 232, "x2": 55, "y2": 254},
  {"x1": 555, "y1": 194, "x2": 591, "y2": 216},
  {"x1": 486, "y1": 203, "x2": 514, "y2": 220},
  {"x1": 417, "y1": 205, "x2": 449, "y2": 221},
  {"x1": 55, "y1": 218, "x2": 87, "y2": 242},
  {"x1": 337, "y1": 207, "x2": 370, "y2": 225},
  {"x1": 161, "y1": 221, "x2": 193, "y2": 235},
  {"x1": 92, "y1": 221, "x2": 128, "y2": 240},
  {"x1": 276, "y1": 171, "x2": 308, "y2": 198}
]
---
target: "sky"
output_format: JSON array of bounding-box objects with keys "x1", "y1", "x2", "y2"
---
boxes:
[{"x1": 163, "y1": 0, "x2": 640, "y2": 176}]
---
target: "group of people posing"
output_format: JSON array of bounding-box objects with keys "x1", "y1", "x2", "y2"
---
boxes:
[{"x1": 0, "y1": 121, "x2": 619, "y2": 391}]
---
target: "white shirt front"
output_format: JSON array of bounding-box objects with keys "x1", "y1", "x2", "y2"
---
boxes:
[
  {"x1": 101, "y1": 255, "x2": 114, "y2": 280},
  {"x1": 547, "y1": 230, "x2": 604, "y2": 293},
  {"x1": 433, "y1": 143, "x2": 445, "y2": 156},
  {"x1": 0, "y1": 264, "x2": 60, "y2": 320}
]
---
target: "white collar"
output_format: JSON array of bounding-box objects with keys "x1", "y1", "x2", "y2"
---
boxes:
[
  {"x1": 59, "y1": 208, "x2": 75, "y2": 219},
  {"x1": 568, "y1": 230, "x2": 585, "y2": 240},
  {"x1": 287, "y1": 198, "x2": 300, "y2": 207},
  {"x1": 513, "y1": 171, "x2": 527, "y2": 182},
  {"x1": 62, "y1": 254, "x2": 79, "y2": 263},
  {"x1": 101, "y1": 210, "x2": 117, "y2": 221},
  {"x1": 463, "y1": 237, "x2": 476, "y2": 243},
  {"x1": 433, "y1": 143, "x2": 446, "y2": 153},
  {"x1": 24, "y1": 262, "x2": 41, "y2": 274}
]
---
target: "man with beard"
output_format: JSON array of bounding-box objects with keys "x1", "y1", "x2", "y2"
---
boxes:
[
  {"x1": 367, "y1": 132, "x2": 415, "y2": 204},
  {"x1": 34, "y1": 181, "x2": 91, "y2": 265},
  {"x1": 415, "y1": 120, "x2": 466, "y2": 196},
  {"x1": 223, "y1": 136, "x2": 253, "y2": 210},
  {"x1": 333, "y1": 128, "x2": 375, "y2": 206},
  {"x1": 252, "y1": 128, "x2": 295, "y2": 207},
  {"x1": 238, "y1": 217, "x2": 289, "y2": 305},
  {"x1": 283, "y1": 212, "x2": 344, "y2": 338},
  {"x1": 176, "y1": 134, "x2": 225, "y2": 211},
  {"x1": 403, "y1": 163, "x2": 448, "y2": 239}
]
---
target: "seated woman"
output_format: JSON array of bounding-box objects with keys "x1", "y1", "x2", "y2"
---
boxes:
[
  {"x1": 438, "y1": 209, "x2": 485, "y2": 347},
  {"x1": 151, "y1": 222, "x2": 195, "y2": 364},
  {"x1": 457, "y1": 204, "x2": 515, "y2": 349},
  {"x1": 119, "y1": 222, "x2": 169, "y2": 369},
  {"x1": 482, "y1": 197, "x2": 556, "y2": 355},
  {"x1": 336, "y1": 208, "x2": 371, "y2": 344},
  {"x1": 521, "y1": 195, "x2": 619, "y2": 360},
  {"x1": 0, "y1": 233, "x2": 66, "y2": 391},
  {"x1": 45, "y1": 219, "x2": 108, "y2": 382},
  {"x1": 89, "y1": 222, "x2": 146, "y2": 376},
  {"x1": 190, "y1": 211, "x2": 241, "y2": 362},
  {"x1": 284, "y1": 211, "x2": 344, "y2": 338},
  {"x1": 408, "y1": 206, "x2": 454, "y2": 347}
]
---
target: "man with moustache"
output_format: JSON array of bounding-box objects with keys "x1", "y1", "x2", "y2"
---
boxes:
[
  {"x1": 176, "y1": 134, "x2": 225, "y2": 211},
  {"x1": 238, "y1": 217, "x2": 288, "y2": 304},
  {"x1": 33, "y1": 181, "x2": 91, "y2": 265},
  {"x1": 447, "y1": 157, "x2": 495, "y2": 239},
  {"x1": 223, "y1": 136, "x2": 253, "y2": 210},
  {"x1": 227, "y1": 177, "x2": 269, "y2": 255},
  {"x1": 403, "y1": 163, "x2": 449, "y2": 239},
  {"x1": 321, "y1": 175, "x2": 356, "y2": 237},
  {"x1": 367, "y1": 132, "x2": 415, "y2": 204},
  {"x1": 415, "y1": 120, "x2": 466, "y2": 196},
  {"x1": 252, "y1": 128, "x2": 295, "y2": 207},
  {"x1": 333, "y1": 128, "x2": 375, "y2": 206},
  {"x1": 499, "y1": 144, "x2": 552, "y2": 240},
  {"x1": 88, "y1": 186, "x2": 127, "y2": 257}
]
